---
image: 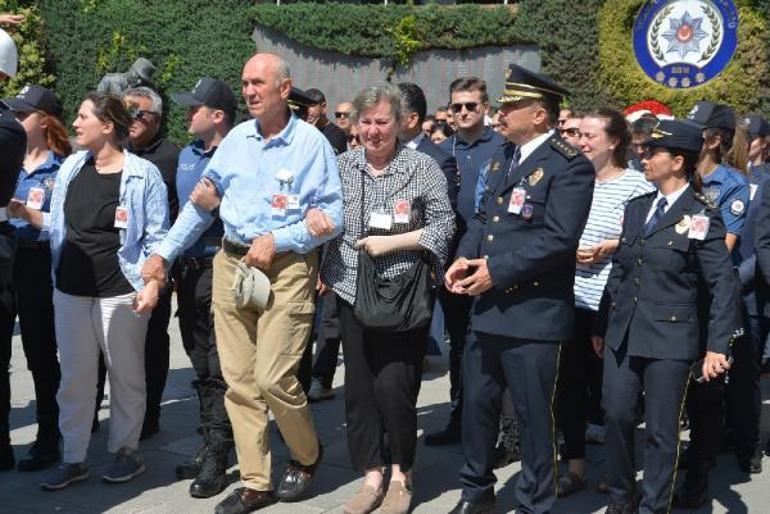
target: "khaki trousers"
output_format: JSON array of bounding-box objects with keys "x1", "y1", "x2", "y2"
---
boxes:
[{"x1": 212, "y1": 249, "x2": 319, "y2": 491}]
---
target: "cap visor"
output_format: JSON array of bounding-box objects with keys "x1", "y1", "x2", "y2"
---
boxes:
[
  {"x1": 170, "y1": 92, "x2": 204, "y2": 107},
  {"x1": 681, "y1": 118, "x2": 706, "y2": 130},
  {"x1": 0, "y1": 98, "x2": 36, "y2": 112}
]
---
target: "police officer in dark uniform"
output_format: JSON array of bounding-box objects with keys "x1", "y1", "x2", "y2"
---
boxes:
[
  {"x1": 594, "y1": 120, "x2": 739, "y2": 514},
  {"x1": 445, "y1": 64, "x2": 594, "y2": 514},
  {"x1": 168, "y1": 77, "x2": 236, "y2": 498},
  {"x1": 0, "y1": 107, "x2": 26, "y2": 470}
]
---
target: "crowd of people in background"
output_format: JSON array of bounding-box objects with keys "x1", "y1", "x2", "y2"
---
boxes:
[{"x1": 3, "y1": 12, "x2": 770, "y2": 514}]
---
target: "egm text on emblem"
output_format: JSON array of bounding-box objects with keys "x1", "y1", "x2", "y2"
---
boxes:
[{"x1": 632, "y1": 0, "x2": 739, "y2": 89}]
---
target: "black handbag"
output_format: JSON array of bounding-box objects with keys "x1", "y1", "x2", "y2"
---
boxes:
[{"x1": 353, "y1": 169, "x2": 434, "y2": 332}]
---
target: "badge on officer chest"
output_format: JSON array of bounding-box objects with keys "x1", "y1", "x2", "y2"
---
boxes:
[
  {"x1": 675, "y1": 215, "x2": 691, "y2": 234},
  {"x1": 688, "y1": 215, "x2": 709, "y2": 241},
  {"x1": 26, "y1": 187, "x2": 45, "y2": 210},
  {"x1": 114, "y1": 206, "x2": 129, "y2": 229},
  {"x1": 491, "y1": 161, "x2": 501, "y2": 173},
  {"x1": 705, "y1": 187, "x2": 720, "y2": 201},
  {"x1": 521, "y1": 203, "x2": 534, "y2": 221},
  {"x1": 527, "y1": 168, "x2": 544, "y2": 187},
  {"x1": 508, "y1": 187, "x2": 526, "y2": 215}
]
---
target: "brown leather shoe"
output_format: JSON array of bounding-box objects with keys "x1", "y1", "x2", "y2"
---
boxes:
[
  {"x1": 276, "y1": 443, "x2": 323, "y2": 501},
  {"x1": 214, "y1": 487, "x2": 277, "y2": 514}
]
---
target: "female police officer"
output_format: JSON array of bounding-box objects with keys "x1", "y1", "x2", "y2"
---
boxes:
[{"x1": 592, "y1": 119, "x2": 739, "y2": 514}]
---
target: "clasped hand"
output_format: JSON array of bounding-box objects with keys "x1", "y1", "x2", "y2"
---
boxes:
[{"x1": 444, "y1": 257, "x2": 493, "y2": 296}]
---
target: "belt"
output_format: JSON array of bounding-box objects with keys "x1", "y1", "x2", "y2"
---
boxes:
[
  {"x1": 179, "y1": 255, "x2": 215, "y2": 270},
  {"x1": 222, "y1": 238, "x2": 250, "y2": 257},
  {"x1": 16, "y1": 239, "x2": 49, "y2": 251}
]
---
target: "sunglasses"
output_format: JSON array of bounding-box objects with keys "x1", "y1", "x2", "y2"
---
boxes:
[
  {"x1": 132, "y1": 109, "x2": 159, "y2": 122},
  {"x1": 559, "y1": 127, "x2": 580, "y2": 137},
  {"x1": 450, "y1": 102, "x2": 480, "y2": 113},
  {"x1": 335, "y1": 112, "x2": 351, "y2": 119}
]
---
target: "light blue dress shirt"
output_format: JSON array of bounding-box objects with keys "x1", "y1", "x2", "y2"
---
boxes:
[
  {"x1": 41, "y1": 150, "x2": 170, "y2": 292},
  {"x1": 156, "y1": 114, "x2": 343, "y2": 262}
]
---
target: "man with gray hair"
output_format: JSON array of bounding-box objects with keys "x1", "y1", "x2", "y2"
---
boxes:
[
  {"x1": 142, "y1": 53, "x2": 342, "y2": 514},
  {"x1": 122, "y1": 85, "x2": 179, "y2": 439}
]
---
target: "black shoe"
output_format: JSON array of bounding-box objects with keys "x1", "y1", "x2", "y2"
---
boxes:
[
  {"x1": 189, "y1": 442, "x2": 231, "y2": 499},
  {"x1": 276, "y1": 442, "x2": 323, "y2": 502},
  {"x1": 448, "y1": 497, "x2": 496, "y2": 514},
  {"x1": 215, "y1": 487, "x2": 277, "y2": 514},
  {"x1": 0, "y1": 442, "x2": 14, "y2": 471},
  {"x1": 493, "y1": 419, "x2": 520, "y2": 469},
  {"x1": 176, "y1": 443, "x2": 208, "y2": 480},
  {"x1": 425, "y1": 419, "x2": 461, "y2": 446},
  {"x1": 672, "y1": 468, "x2": 709, "y2": 509},
  {"x1": 604, "y1": 502, "x2": 636, "y2": 514},
  {"x1": 140, "y1": 416, "x2": 159, "y2": 440},
  {"x1": 17, "y1": 440, "x2": 60, "y2": 472},
  {"x1": 737, "y1": 446, "x2": 763, "y2": 474}
]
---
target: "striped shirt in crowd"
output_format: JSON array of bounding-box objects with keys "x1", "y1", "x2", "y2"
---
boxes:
[{"x1": 574, "y1": 169, "x2": 655, "y2": 311}]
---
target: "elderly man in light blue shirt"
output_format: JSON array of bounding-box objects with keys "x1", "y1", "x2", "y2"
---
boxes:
[{"x1": 143, "y1": 53, "x2": 342, "y2": 514}]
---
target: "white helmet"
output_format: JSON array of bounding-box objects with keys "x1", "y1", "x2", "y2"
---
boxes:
[{"x1": 0, "y1": 29, "x2": 19, "y2": 78}]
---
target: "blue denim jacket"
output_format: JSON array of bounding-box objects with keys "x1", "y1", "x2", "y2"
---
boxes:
[{"x1": 41, "y1": 150, "x2": 169, "y2": 292}]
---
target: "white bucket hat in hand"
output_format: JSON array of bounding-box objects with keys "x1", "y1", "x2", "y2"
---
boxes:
[{"x1": 232, "y1": 260, "x2": 271, "y2": 310}]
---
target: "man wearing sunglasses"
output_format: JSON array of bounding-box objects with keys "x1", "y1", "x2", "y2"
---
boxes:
[
  {"x1": 305, "y1": 88, "x2": 347, "y2": 156},
  {"x1": 424, "y1": 77, "x2": 504, "y2": 448},
  {"x1": 558, "y1": 112, "x2": 583, "y2": 148}
]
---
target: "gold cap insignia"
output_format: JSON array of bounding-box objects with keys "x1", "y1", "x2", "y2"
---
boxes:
[{"x1": 491, "y1": 161, "x2": 501, "y2": 172}]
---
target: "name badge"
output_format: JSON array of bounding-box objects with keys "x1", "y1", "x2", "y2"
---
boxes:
[
  {"x1": 26, "y1": 187, "x2": 45, "y2": 210},
  {"x1": 508, "y1": 187, "x2": 526, "y2": 215},
  {"x1": 369, "y1": 212, "x2": 393, "y2": 230},
  {"x1": 114, "y1": 206, "x2": 129, "y2": 229},
  {"x1": 688, "y1": 214, "x2": 710, "y2": 241},
  {"x1": 271, "y1": 194, "x2": 287, "y2": 216},
  {"x1": 287, "y1": 194, "x2": 300, "y2": 210},
  {"x1": 393, "y1": 199, "x2": 410, "y2": 224},
  {"x1": 750, "y1": 183, "x2": 758, "y2": 201}
]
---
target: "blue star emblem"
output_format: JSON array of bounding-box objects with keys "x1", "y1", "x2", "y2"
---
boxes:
[{"x1": 661, "y1": 11, "x2": 709, "y2": 59}]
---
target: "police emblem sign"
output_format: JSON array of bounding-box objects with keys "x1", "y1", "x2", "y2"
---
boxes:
[{"x1": 633, "y1": 0, "x2": 738, "y2": 89}]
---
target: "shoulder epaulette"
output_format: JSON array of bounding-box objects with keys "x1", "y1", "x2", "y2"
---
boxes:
[
  {"x1": 694, "y1": 191, "x2": 718, "y2": 210},
  {"x1": 550, "y1": 138, "x2": 579, "y2": 159}
]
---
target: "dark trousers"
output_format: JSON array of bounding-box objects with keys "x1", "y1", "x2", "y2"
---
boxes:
[
  {"x1": 556, "y1": 307, "x2": 602, "y2": 460},
  {"x1": 12, "y1": 246, "x2": 60, "y2": 438},
  {"x1": 144, "y1": 285, "x2": 172, "y2": 422},
  {"x1": 0, "y1": 229, "x2": 15, "y2": 446},
  {"x1": 460, "y1": 331, "x2": 560, "y2": 514},
  {"x1": 311, "y1": 291, "x2": 341, "y2": 388},
  {"x1": 338, "y1": 299, "x2": 428, "y2": 472},
  {"x1": 437, "y1": 289, "x2": 473, "y2": 424},
  {"x1": 177, "y1": 262, "x2": 231, "y2": 442},
  {"x1": 603, "y1": 344, "x2": 689, "y2": 514},
  {"x1": 724, "y1": 313, "x2": 761, "y2": 455}
]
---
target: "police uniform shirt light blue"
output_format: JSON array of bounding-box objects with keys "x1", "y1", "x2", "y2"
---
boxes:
[
  {"x1": 175, "y1": 139, "x2": 223, "y2": 258},
  {"x1": 11, "y1": 150, "x2": 61, "y2": 241},
  {"x1": 700, "y1": 164, "x2": 749, "y2": 237}
]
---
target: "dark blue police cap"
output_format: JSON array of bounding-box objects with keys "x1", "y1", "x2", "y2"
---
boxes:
[
  {"x1": 0, "y1": 85, "x2": 62, "y2": 117},
  {"x1": 744, "y1": 114, "x2": 770, "y2": 139},
  {"x1": 171, "y1": 77, "x2": 236, "y2": 117},
  {"x1": 646, "y1": 119, "x2": 704, "y2": 153},
  {"x1": 685, "y1": 101, "x2": 735, "y2": 130},
  {"x1": 288, "y1": 87, "x2": 315, "y2": 110},
  {"x1": 498, "y1": 63, "x2": 569, "y2": 105}
]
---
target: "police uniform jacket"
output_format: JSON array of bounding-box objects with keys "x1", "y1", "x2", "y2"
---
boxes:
[
  {"x1": 599, "y1": 186, "x2": 739, "y2": 360},
  {"x1": 456, "y1": 133, "x2": 594, "y2": 341}
]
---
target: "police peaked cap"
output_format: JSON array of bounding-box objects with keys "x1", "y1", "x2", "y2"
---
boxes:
[
  {"x1": 744, "y1": 114, "x2": 770, "y2": 139},
  {"x1": 686, "y1": 101, "x2": 735, "y2": 131},
  {"x1": 646, "y1": 119, "x2": 704, "y2": 154},
  {"x1": 498, "y1": 63, "x2": 569, "y2": 105}
]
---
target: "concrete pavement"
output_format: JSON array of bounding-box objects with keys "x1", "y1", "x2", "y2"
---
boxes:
[{"x1": 2, "y1": 307, "x2": 769, "y2": 513}]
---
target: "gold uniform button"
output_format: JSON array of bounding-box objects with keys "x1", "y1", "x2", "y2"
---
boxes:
[
  {"x1": 497, "y1": 197, "x2": 504, "y2": 205},
  {"x1": 492, "y1": 216, "x2": 500, "y2": 223},
  {"x1": 487, "y1": 234, "x2": 494, "y2": 241},
  {"x1": 670, "y1": 315, "x2": 677, "y2": 322},
  {"x1": 637, "y1": 258, "x2": 643, "y2": 266},
  {"x1": 633, "y1": 296, "x2": 638, "y2": 303},
  {"x1": 482, "y1": 254, "x2": 489, "y2": 259},
  {"x1": 533, "y1": 281, "x2": 540, "y2": 287},
  {"x1": 634, "y1": 278, "x2": 640, "y2": 286},
  {"x1": 667, "y1": 241, "x2": 673, "y2": 246}
]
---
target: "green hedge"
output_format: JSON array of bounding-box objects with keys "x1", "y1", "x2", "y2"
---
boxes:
[
  {"x1": 40, "y1": 0, "x2": 257, "y2": 144},
  {"x1": 598, "y1": 0, "x2": 770, "y2": 117},
  {"x1": 0, "y1": 0, "x2": 54, "y2": 99}
]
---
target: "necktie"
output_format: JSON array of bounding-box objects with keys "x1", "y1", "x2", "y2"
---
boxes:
[
  {"x1": 507, "y1": 147, "x2": 522, "y2": 179},
  {"x1": 644, "y1": 197, "x2": 667, "y2": 237}
]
